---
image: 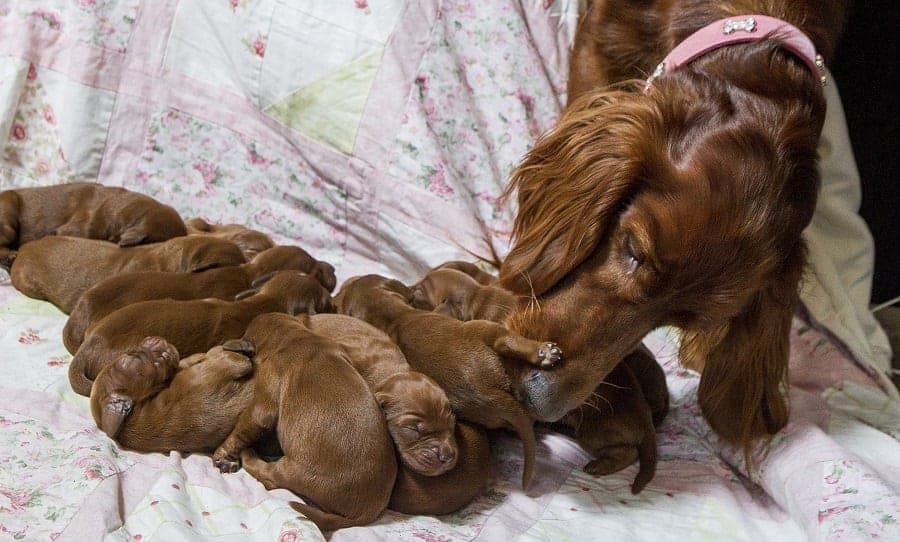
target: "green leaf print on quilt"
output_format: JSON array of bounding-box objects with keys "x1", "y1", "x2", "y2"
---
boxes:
[{"x1": 264, "y1": 48, "x2": 382, "y2": 154}]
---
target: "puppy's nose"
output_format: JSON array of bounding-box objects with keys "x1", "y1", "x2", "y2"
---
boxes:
[{"x1": 438, "y1": 445, "x2": 456, "y2": 465}]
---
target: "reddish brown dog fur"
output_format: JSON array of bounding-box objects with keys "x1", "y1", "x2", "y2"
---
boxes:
[
  {"x1": 63, "y1": 245, "x2": 334, "y2": 353},
  {"x1": 308, "y1": 314, "x2": 458, "y2": 477},
  {"x1": 10, "y1": 235, "x2": 246, "y2": 313},
  {"x1": 388, "y1": 421, "x2": 491, "y2": 515},
  {"x1": 212, "y1": 313, "x2": 397, "y2": 532},
  {"x1": 334, "y1": 274, "x2": 562, "y2": 488},
  {"x1": 412, "y1": 267, "x2": 517, "y2": 322},
  {"x1": 90, "y1": 338, "x2": 255, "y2": 453},
  {"x1": 434, "y1": 260, "x2": 497, "y2": 285},
  {"x1": 555, "y1": 345, "x2": 668, "y2": 494},
  {"x1": 500, "y1": 0, "x2": 848, "y2": 456},
  {"x1": 69, "y1": 270, "x2": 331, "y2": 396},
  {"x1": 0, "y1": 182, "x2": 185, "y2": 266},
  {"x1": 185, "y1": 217, "x2": 275, "y2": 260}
]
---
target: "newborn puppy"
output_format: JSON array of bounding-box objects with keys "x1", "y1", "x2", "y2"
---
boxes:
[
  {"x1": 308, "y1": 314, "x2": 457, "y2": 477},
  {"x1": 388, "y1": 421, "x2": 491, "y2": 516},
  {"x1": 69, "y1": 270, "x2": 331, "y2": 396},
  {"x1": 63, "y1": 245, "x2": 333, "y2": 353},
  {"x1": 411, "y1": 267, "x2": 517, "y2": 322},
  {"x1": 434, "y1": 260, "x2": 496, "y2": 285},
  {"x1": 9, "y1": 235, "x2": 245, "y2": 313},
  {"x1": 554, "y1": 346, "x2": 667, "y2": 494},
  {"x1": 185, "y1": 217, "x2": 274, "y2": 260},
  {"x1": 0, "y1": 182, "x2": 185, "y2": 265},
  {"x1": 335, "y1": 274, "x2": 563, "y2": 488},
  {"x1": 212, "y1": 313, "x2": 397, "y2": 532},
  {"x1": 90, "y1": 337, "x2": 255, "y2": 453}
]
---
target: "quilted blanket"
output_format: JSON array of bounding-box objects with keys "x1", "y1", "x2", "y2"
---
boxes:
[{"x1": 1, "y1": 1, "x2": 898, "y2": 540}]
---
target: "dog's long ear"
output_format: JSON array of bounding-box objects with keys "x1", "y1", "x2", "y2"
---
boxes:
[
  {"x1": 222, "y1": 339, "x2": 256, "y2": 358},
  {"x1": 99, "y1": 393, "x2": 133, "y2": 438},
  {"x1": 185, "y1": 217, "x2": 213, "y2": 232},
  {"x1": 681, "y1": 266, "x2": 800, "y2": 461},
  {"x1": 500, "y1": 89, "x2": 653, "y2": 295}
]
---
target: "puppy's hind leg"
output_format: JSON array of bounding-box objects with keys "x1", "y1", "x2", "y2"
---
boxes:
[
  {"x1": 0, "y1": 190, "x2": 21, "y2": 249},
  {"x1": 213, "y1": 399, "x2": 277, "y2": 473}
]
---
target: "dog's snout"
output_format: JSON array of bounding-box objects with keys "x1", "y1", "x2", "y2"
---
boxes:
[{"x1": 437, "y1": 444, "x2": 456, "y2": 464}]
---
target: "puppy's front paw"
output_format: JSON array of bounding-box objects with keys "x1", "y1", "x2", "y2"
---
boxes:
[
  {"x1": 537, "y1": 342, "x2": 563, "y2": 368},
  {"x1": 212, "y1": 450, "x2": 241, "y2": 473}
]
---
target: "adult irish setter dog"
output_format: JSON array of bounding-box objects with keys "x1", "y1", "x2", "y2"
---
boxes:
[{"x1": 500, "y1": 0, "x2": 848, "y2": 455}]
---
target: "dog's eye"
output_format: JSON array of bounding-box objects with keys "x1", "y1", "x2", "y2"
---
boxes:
[{"x1": 622, "y1": 232, "x2": 642, "y2": 273}]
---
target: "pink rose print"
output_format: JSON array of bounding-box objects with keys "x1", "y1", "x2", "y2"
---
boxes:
[
  {"x1": 47, "y1": 357, "x2": 68, "y2": 367},
  {"x1": 229, "y1": 0, "x2": 239, "y2": 11},
  {"x1": 17, "y1": 329, "x2": 41, "y2": 344},
  {"x1": 278, "y1": 529, "x2": 299, "y2": 542},
  {"x1": 355, "y1": 0, "x2": 369, "y2": 9},
  {"x1": 77, "y1": 0, "x2": 98, "y2": 7},
  {"x1": 411, "y1": 531, "x2": 450, "y2": 542},
  {"x1": 427, "y1": 168, "x2": 454, "y2": 197},
  {"x1": 247, "y1": 145, "x2": 271, "y2": 167},
  {"x1": 10, "y1": 123, "x2": 26, "y2": 141},
  {"x1": 27, "y1": 64, "x2": 37, "y2": 80},
  {"x1": 245, "y1": 34, "x2": 267, "y2": 58},
  {"x1": 192, "y1": 161, "x2": 218, "y2": 186},
  {"x1": 31, "y1": 9, "x2": 62, "y2": 30},
  {"x1": 43, "y1": 105, "x2": 56, "y2": 124},
  {"x1": 0, "y1": 488, "x2": 33, "y2": 512},
  {"x1": 34, "y1": 159, "x2": 51, "y2": 176}
]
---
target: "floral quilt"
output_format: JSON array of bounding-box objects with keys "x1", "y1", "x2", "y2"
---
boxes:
[{"x1": 0, "y1": 1, "x2": 897, "y2": 540}]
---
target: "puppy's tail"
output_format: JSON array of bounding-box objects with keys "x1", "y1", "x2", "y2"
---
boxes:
[
  {"x1": 630, "y1": 431, "x2": 658, "y2": 494},
  {"x1": 289, "y1": 501, "x2": 378, "y2": 532},
  {"x1": 501, "y1": 397, "x2": 537, "y2": 489},
  {"x1": 68, "y1": 352, "x2": 94, "y2": 396}
]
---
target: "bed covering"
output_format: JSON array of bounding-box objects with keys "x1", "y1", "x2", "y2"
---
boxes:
[{"x1": 0, "y1": 1, "x2": 898, "y2": 540}]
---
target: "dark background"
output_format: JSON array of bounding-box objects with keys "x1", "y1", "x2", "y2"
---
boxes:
[{"x1": 831, "y1": 3, "x2": 900, "y2": 304}]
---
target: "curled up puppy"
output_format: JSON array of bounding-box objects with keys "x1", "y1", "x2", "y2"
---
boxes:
[
  {"x1": 185, "y1": 217, "x2": 274, "y2": 260},
  {"x1": 0, "y1": 182, "x2": 185, "y2": 266},
  {"x1": 90, "y1": 337, "x2": 256, "y2": 453},
  {"x1": 63, "y1": 245, "x2": 335, "y2": 353},
  {"x1": 308, "y1": 314, "x2": 458, "y2": 477},
  {"x1": 411, "y1": 267, "x2": 517, "y2": 322},
  {"x1": 554, "y1": 345, "x2": 668, "y2": 494},
  {"x1": 69, "y1": 270, "x2": 331, "y2": 396},
  {"x1": 335, "y1": 274, "x2": 563, "y2": 488},
  {"x1": 212, "y1": 313, "x2": 397, "y2": 532},
  {"x1": 9, "y1": 235, "x2": 246, "y2": 313}
]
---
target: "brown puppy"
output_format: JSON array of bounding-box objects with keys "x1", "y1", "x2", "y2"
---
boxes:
[
  {"x1": 308, "y1": 314, "x2": 457, "y2": 477},
  {"x1": 212, "y1": 313, "x2": 397, "y2": 532},
  {"x1": 554, "y1": 346, "x2": 668, "y2": 494},
  {"x1": 388, "y1": 421, "x2": 491, "y2": 516},
  {"x1": 335, "y1": 274, "x2": 562, "y2": 488},
  {"x1": 0, "y1": 182, "x2": 185, "y2": 266},
  {"x1": 69, "y1": 270, "x2": 331, "y2": 396},
  {"x1": 63, "y1": 245, "x2": 333, "y2": 353},
  {"x1": 185, "y1": 217, "x2": 274, "y2": 260},
  {"x1": 411, "y1": 267, "x2": 516, "y2": 322},
  {"x1": 90, "y1": 337, "x2": 256, "y2": 453},
  {"x1": 434, "y1": 260, "x2": 496, "y2": 285},
  {"x1": 10, "y1": 235, "x2": 245, "y2": 313}
]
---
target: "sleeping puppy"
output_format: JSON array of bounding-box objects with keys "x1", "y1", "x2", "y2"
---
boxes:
[
  {"x1": 388, "y1": 421, "x2": 491, "y2": 516},
  {"x1": 334, "y1": 274, "x2": 563, "y2": 488},
  {"x1": 69, "y1": 270, "x2": 331, "y2": 396},
  {"x1": 411, "y1": 267, "x2": 516, "y2": 322},
  {"x1": 554, "y1": 346, "x2": 668, "y2": 494},
  {"x1": 185, "y1": 217, "x2": 275, "y2": 260},
  {"x1": 433, "y1": 260, "x2": 497, "y2": 285},
  {"x1": 0, "y1": 182, "x2": 185, "y2": 266},
  {"x1": 90, "y1": 337, "x2": 255, "y2": 453},
  {"x1": 9, "y1": 235, "x2": 246, "y2": 313},
  {"x1": 308, "y1": 314, "x2": 457, "y2": 476},
  {"x1": 63, "y1": 245, "x2": 334, "y2": 353},
  {"x1": 212, "y1": 313, "x2": 397, "y2": 532}
]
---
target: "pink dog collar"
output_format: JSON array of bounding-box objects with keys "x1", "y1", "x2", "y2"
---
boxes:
[{"x1": 644, "y1": 15, "x2": 826, "y2": 90}]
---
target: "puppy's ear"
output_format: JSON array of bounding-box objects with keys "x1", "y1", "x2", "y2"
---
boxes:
[
  {"x1": 222, "y1": 339, "x2": 256, "y2": 358},
  {"x1": 499, "y1": 89, "x2": 652, "y2": 295},
  {"x1": 99, "y1": 393, "x2": 133, "y2": 438},
  {"x1": 118, "y1": 228, "x2": 147, "y2": 247},
  {"x1": 185, "y1": 217, "x2": 213, "y2": 232},
  {"x1": 250, "y1": 271, "x2": 278, "y2": 288},
  {"x1": 234, "y1": 288, "x2": 258, "y2": 301},
  {"x1": 189, "y1": 261, "x2": 221, "y2": 273},
  {"x1": 313, "y1": 262, "x2": 337, "y2": 293},
  {"x1": 409, "y1": 286, "x2": 434, "y2": 311}
]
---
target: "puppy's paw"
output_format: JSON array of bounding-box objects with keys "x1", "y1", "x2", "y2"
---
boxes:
[
  {"x1": 583, "y1": 445, "x2": 639, "y2": 476},
  {"x1": 537, "y1": 342, "x2": 563, "y2": 368},
  {"x1": 212, "y1": 449, "x2": 241, "y2": 473}
]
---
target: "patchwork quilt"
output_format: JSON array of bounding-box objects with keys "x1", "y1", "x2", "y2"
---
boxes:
[{"x1": 0, "y1": 1, "x2": 898, "y2": 540}]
